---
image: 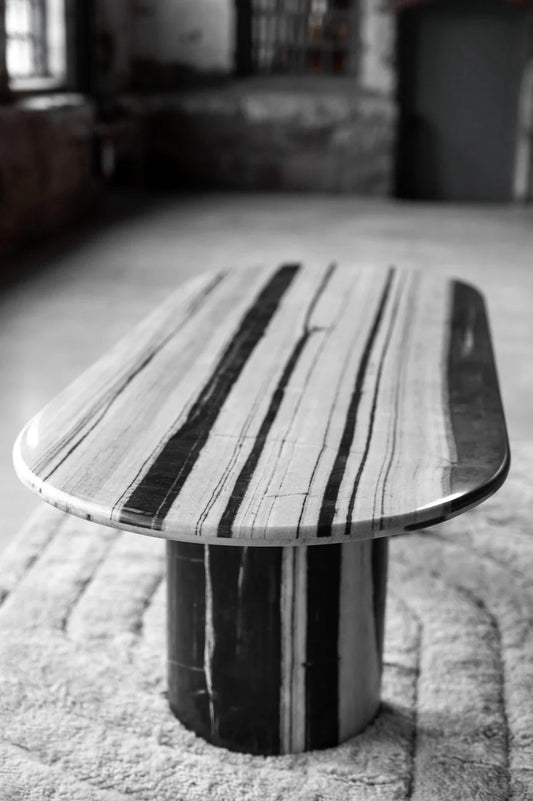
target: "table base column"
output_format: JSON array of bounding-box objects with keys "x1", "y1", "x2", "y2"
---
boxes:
[{"x1": 167, "y1": 538, "x2": 388, "y2": 755}]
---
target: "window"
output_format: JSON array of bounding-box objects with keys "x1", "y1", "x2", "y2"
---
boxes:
[
  {"x1": 5, "y1": 0, "x2": 67, "y2": 88},
  {"x1": 237, "y1": 0, "x2": 358, "y2": 76}
]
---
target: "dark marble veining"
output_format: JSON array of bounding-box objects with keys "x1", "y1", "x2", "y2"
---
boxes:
[
  {"x1": 167, "y1": 537, "x2": 386, "y2": 754},
  {"x1": 12, "y1": 261, "x2": 510, "y2": 755},
  {"x1": 13, "y1": 263, "x2": 509, "y2": 544}
]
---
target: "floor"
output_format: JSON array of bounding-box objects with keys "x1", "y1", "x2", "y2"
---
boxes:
[{"x1": 1, "y1": 191, "x2": 532, "y2": 554}]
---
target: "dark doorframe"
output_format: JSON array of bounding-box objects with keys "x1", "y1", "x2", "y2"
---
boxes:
[{"x1": 395, "y1": 0, "x2": 529, "y2": 201}]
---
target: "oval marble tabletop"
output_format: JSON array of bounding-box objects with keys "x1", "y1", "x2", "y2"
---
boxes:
[{"x1": 13, "y1": 263, "x2": 510, "y2": 545}]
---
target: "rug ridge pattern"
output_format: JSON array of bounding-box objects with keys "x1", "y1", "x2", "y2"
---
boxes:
[{"x1": 1, "y1": 447, "x2": 532, "y2": 800}]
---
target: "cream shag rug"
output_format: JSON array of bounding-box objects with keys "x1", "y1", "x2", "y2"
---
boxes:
[{"x1": 1, "y1": 445, "x2": 532, "y2": 801}]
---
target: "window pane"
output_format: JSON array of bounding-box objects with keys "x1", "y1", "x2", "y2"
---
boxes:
[
  {"x1": 6, "y1": 0, "x2": 66, "y2": 84},
  {"x1": 47, "y1": 0, "x2": 66, "y2": 79},
  {"x1": 249, "y1": 0, "x2": 355, "y2": 75}
]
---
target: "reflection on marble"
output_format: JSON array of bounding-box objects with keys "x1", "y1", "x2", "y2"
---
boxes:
[{"x1": 14, "y1": 263, "x2": 509, "y2": 545}]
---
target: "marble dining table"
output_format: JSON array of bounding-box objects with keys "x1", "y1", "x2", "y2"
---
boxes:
[{"x1": 14, "y1": 261, "x2": 510, "y2": 755}]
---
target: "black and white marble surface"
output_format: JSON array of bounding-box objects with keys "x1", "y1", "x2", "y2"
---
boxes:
[
  {"x1": 167, "y1": 536, "x2": 388, "y2": 753},
  {"x1": 13, "y1": 262, "x2": 509, "y2": 545}
]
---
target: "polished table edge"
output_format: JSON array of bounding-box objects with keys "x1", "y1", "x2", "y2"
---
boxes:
[
  {"x1": 12, "y1": 268, "x2": 510, "y2": 547},
  {"x1": 13, "y1": 428, "x2": 510, "y2": 545}
]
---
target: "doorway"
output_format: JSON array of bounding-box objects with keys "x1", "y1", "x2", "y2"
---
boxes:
[{"x1": 396, "y1": 0, "x2": 528, "y2": 201}]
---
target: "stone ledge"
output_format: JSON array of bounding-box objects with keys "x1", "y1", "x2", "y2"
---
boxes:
[{"x1": 119, "y1": 79, "x2": 396, "y2": 194}]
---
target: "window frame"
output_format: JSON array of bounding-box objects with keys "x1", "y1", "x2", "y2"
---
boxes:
[
  {"x1": 235, "y1": 0, "x2": 360, "y2": 78},
  {"x1": 0, "y1": 0, "x2": 78, "y2": 96}
]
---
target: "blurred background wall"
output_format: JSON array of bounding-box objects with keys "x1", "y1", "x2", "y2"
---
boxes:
[{"x1": 0, "y1": 0, "x2": 532, "y2": 258}]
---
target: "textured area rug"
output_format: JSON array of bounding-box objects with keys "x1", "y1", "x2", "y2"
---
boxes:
[{"x1": 1, "y1": 445, "x2": 532, "y2": 801}]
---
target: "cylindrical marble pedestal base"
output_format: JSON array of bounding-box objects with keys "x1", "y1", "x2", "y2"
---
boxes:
[{"x1": 167, "y1": 538, "x2": 388, "y2": 755}]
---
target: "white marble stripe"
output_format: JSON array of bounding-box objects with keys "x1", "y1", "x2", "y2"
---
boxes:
[
  {"x1": 162, "y1": 264, "x2": 335, "y2": 537},
  {"x1": 370, "y1": 275, "x2": 418, "y2": 531},
  {"x1": 233, "y1": 267, "x2": 396, "y2": 540},
  {"x1": 28, "y1": 270, "x2": 224, "y2": 478},
  {"x1": 237, "y1": 266, "x2": 365, "y2": 539},
  {"x1": 203, "y1": 545, "x2": 216, "y2": 739},
  {"x1": 338, "y1": 540, "x2": 381, "y2": 741},
  {"x1": 280, "y1": 546, "x2": 307, "y2": 753},
  {"x1": 39, "y1": 266, "x2": 276, "y2": 519},
  {"x1": 360, "y1": 272, "x2": 452, "y2": 530},
  {"x1": 330, "y1": 268, "x2": 410, "y2": 533}
]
